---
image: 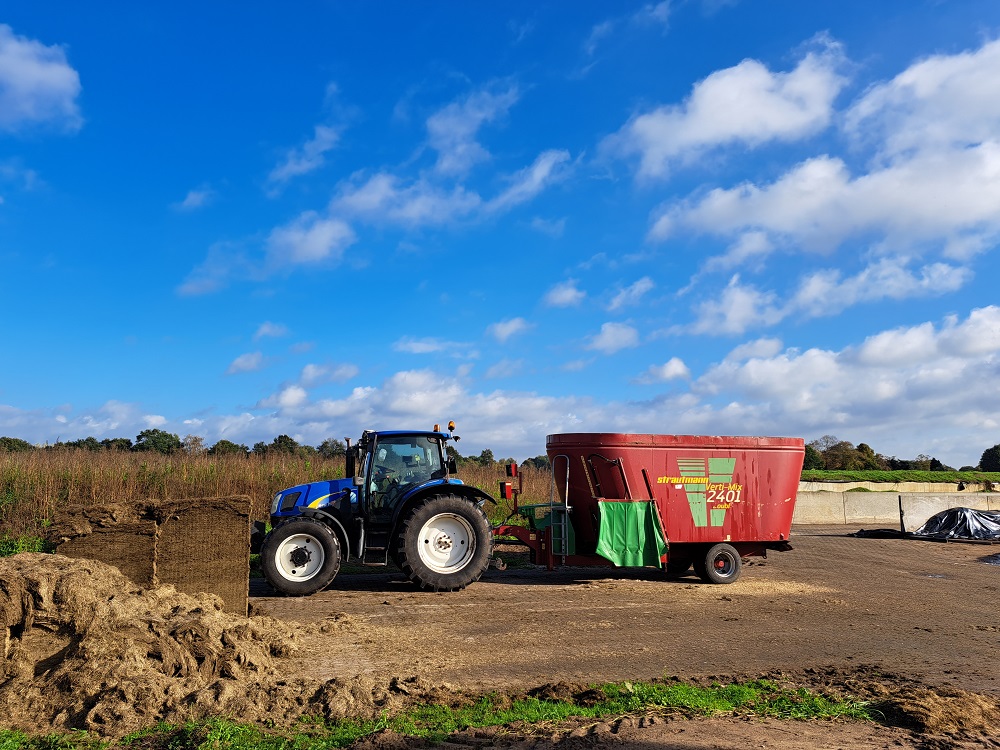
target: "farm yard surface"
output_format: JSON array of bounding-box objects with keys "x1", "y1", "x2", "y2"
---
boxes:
[
  {"x1": 250, "y1": 525, "x2": 1000, "y2": 749},
  {"x1": 2, "y1": 526, "x2": 999, "y2": 749}
]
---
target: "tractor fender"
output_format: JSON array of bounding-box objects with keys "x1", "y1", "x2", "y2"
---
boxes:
[
  {"x1": 295, "y1": 508, "x2": 353, "y2": 562},
  {"x1": 389, "y1": 482, "x2": 493, "y2": 535}
]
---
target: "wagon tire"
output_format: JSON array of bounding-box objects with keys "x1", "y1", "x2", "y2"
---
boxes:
[
  {"x1": 397, "y1": 495, "x2": 491, "y2": 592},
  {"x1": 261, "y1": 517, "x2": 341, "y2": 595},
  {"x1": 694, "y1": 543, "x2": 742, "y2": 584},
  {"x1": 665, "y1": 556, "x2": 692, "y2": 577}
]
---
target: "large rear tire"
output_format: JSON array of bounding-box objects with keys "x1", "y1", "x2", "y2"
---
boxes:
[
  {"x1": 261, "y1": 517, "x2": 341, "y2": 595},
  {"x1": 693, "y1": 542, "x2": 742, "y2": 584},
  {"x1": 396, "y1": 495, "x2": 491, "y2": 592}
]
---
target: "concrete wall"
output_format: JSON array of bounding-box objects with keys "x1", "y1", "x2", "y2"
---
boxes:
[
  {"x1": 798, "y1": 481, "x2": 987, "y2": 493},
  {"x1": 792, "y1": 491, "x2": 1000, "y2": 528}
]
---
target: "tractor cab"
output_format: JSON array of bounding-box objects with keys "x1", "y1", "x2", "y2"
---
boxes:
[{"x1": 348, "y1": 428, "x2": 458, "y2": 523}]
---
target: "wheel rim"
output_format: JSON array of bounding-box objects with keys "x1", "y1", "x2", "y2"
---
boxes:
[
  {"x1": 273, "y1": 533, "x2": 325, "y2": 582},
  {"x1": 712, "y1": 550, "x2": 738, "y2": 578},
  {"x1": 417, "y1": 512, "x2": 476, "y2": 574}
]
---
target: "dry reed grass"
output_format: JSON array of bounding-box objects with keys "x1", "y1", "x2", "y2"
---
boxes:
[{"x1": 0, "y1": 450, "x2": 553, "y2": 538}]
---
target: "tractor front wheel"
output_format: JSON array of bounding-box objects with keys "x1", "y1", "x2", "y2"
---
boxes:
[
  {"x1": 397, "y1": 495, "x2": 491, "y2": 592},
  {"x1": 261, "y1": 517, "x2": 341, "y2": 595}
]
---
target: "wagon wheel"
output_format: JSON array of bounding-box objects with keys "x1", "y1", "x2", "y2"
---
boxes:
[{"x1": 693, "y1": 543, "x2": 742, "y2": 584}]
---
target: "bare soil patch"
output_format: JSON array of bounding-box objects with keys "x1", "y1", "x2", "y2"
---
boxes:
[{"x1": 253, "y1": 526, "x2": 1000, "y2": 748}]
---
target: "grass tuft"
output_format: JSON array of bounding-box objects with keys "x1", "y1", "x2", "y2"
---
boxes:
[{"x1": 0, "y1": 678, "x2": 879, "y2": 750}]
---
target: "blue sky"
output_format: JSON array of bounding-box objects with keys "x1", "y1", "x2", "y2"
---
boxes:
[{"x1": 2, "y1": 1, "x2": 1000, "y2": 467}]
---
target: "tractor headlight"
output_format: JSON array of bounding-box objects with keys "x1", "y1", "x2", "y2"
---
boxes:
[{"x1": 270, "y1": 491, "x2": 282, "y2": 515}]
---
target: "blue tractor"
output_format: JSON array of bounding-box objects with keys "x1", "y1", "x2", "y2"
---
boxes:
[{"x1": 259, "y1": 422, "x2": 494, "y2": 595}]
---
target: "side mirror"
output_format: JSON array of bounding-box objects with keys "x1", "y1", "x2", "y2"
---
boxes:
[
  {"x1": 345, "y1": 446, "x2": 356, "y2": 478},
  {"x1": 447, "y1": 458, "x2": 458, "y2": 474}
]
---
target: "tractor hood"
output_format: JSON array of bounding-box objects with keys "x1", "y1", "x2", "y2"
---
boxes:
[{"x1": 270, "y1": 478, "x2": 357, "y2": 519}]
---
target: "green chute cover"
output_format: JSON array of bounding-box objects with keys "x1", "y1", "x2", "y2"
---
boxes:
[{"x1": 595, "y1": 500, "x2": 667, "y2": 568}]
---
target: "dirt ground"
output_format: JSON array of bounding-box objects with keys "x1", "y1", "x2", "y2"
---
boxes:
[
  {"x1": 249, "y1": 525, "x2": 1000, "y2": 749},
  {"x1": 3, "y1": 526, "x2": 998, "y2": 748}
]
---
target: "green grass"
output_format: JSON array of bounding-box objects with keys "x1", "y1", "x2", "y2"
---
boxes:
[
  {"x1": 0, "y1": 679, "x2": 877, "y2": 749},
  {"x1": 0, "y1": 535, "x2": 51, "y2": 557},
  {"x1": 801, "y1": 470, "x2": 1000, "y2": 484}
]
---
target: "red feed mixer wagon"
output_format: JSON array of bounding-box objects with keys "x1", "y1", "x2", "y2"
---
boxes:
[{"x1": 495, "y1": 433, "x2": 805, "y2": 583}]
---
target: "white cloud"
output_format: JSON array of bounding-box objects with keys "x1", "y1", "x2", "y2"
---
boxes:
[
  {"x1": 653, "y1": 148, "x2": 1000, "y2": 258},
  {"x1": 484, "y1": 358, "x2": 523, "y2": 379},
  {"x1": 588, "y1": 322, "x2": 640, "y2": 354},
  {"x1": 584, "y1": 21, "x2": 615, "y2": 57},
  {"x1": 509, "y1": 19, "x2": 535, "y2": 44},
  {"x1": 687, "y1": 276, "x2": 783, "y2": 335},
  {"x1": 0, "y1": 160, "x2": 40, "y2": 192},
  {"x1": 426, "y1": 85, "x2": 519, "y2": 176},
  {"x1": 174, "y1": 187, "x2": 215, "y2": 211},
  {"x1": 300, "y1": 363, "x2": 359, "y2": 386},
  {"x1": 655, "y1": 36, "x2": 1000, "y2": 273},
  {"x1": 392, "y1": 337, "x2": 475, "y2": 357},
  {"x1": 853, "y1": 322, "x2": 937, "y2": 368},
  {"x1": 679, "y1": 259, "x2": 969, "y2": 337},
  {"x1": 846, "y1": 37, "x2": 1000, "y2": 158},
  {"x1": 333, "y1": 172, "x2": 482, "y2": 227},
  {"x1": 0, "y1": 24, "x2": 81, "y2": 133},
  {"x1": 856, "y1": 306, "x2": 1000, "y2": 365},
  {"x1": 561, "y1": 359, "x2": 591, "y2": 372},
  {"x1": 142, "y1": 414, "x2": 167, "y2": 428},
  {"x1": 788, "y1": 259, "x2": 971, "y2": 319},
  {"x1": 583, "y1": 2, "x2": 670, "y2": 61},
  {"x1": 725, "y1": 337, "x2": 784, "y2": 361},
  {"x1": 268, "y1": 124, "x2": 340, "y2": 187},
  {"x1": 544, "y1": 279, "x2": 586, "y2": 307},
  {"x1": 487, "y1": 317, "x2": 532, "y2": 343},
  {"x1": 530, "y1": 217, "x2": 566, "y2": 237},
  {"x1": 636, "y1": 357, "x2": 690, "y2": 384},
  {"x1": 226, "y1": 352, "x2": 265, "y2": 375},
  {"x1": 176, "y1": 240, "x2": 252, "y2": 296},
  {"x1": 266, "y1": 211, "x2": 356, "y2": 264},
  {"x1": 608, "y1": 276, "x2": 654, "y2": 311},
  {"x1": 703, "y1": 231, "x2": 774, "y2": 273},
  {"x1": 688, "y1": 306, "x2": 1000, "y2": 463},
  {"x1": 604, "y1": 36, "x2": 846, "y2": 178},
  {"x1": 633, "y1": 2, "x2": 671, "y2": 29},
  {"x1": 486, "y1": 150, "x2": 571, "y2": 213},
  {"x1": 254, "y1": 321, "x2": 289, "y2": 340},
  {"x1": 258, "y1": 385, "x2": 308, "y2": 410}
]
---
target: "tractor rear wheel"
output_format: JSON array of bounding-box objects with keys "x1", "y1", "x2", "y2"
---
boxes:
[
  {"x1": 261, "y1": 517, "x2": 341, "y2": 595},
  {"x1": 693, "y1": 542, "x2": 742, "y2": 584},
  {"x1": 397, "y1": 495, "x2": 491, "y2": 592}
]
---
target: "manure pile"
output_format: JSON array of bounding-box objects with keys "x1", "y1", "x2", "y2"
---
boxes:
[{"x1": 0, "y1": 554, "x2": 398, "y2": 737}]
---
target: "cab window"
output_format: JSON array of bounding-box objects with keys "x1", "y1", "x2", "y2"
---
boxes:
[{"x1": 369, "y1": 436, "x2": 445, "y2": 509}]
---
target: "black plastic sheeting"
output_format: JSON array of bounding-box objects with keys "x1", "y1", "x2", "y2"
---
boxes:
[
  {"x1": 913, "y1": 507, "x2": 1000, "y2": 541},
  {"x1": 853, "y1": 507, "x2": 1000, "y2": 542}
]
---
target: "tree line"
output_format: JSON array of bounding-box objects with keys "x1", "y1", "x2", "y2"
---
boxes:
[
  {"x1": 0, "y1": 430, "x2": 553, "y2": 469},
  {"x1": 805, "y1": 435, "x2": 1000, "y2": 473},
  {"x1": 4, "y1": 429, "x2": 997, "y2": 473}
]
